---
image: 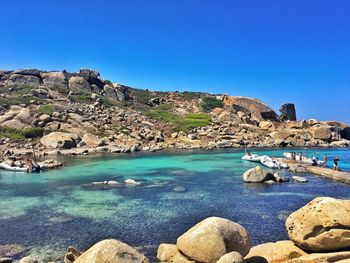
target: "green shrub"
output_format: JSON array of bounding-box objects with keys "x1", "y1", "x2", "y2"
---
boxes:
[
  {"x1": 0, "y1": 127, "x2": 24, "y2": 140},
  {"x1": 145, "y1": 104, "x2": 211, "y2": 132},
  {"x1": 15, "y1": 84, "x2": 36, "y2": 94},
  {"x1": 182, "y1": 91, "x2": 205, "y2": 100},
  {"x1": 72, "y1": 93, "x2": 91, "y2": 103},
  {"x1": 201, "y1": 96, "x2": 224, "y2": 112},
  {"x1": 36, "y1": 104, "x2": 61, "y2": 115},
  {"x1": 0, "y1": 96, "x2": 40, "y2": 106},
  {"x1": 173, "y1": 113, "x2": 211, "y2": 132},
  {"x1": 132, "y1": 89, "x2": 153, "y2": 104},
  {"x1": 22, "y1": 127, "x2": 44, "y2": 139}
]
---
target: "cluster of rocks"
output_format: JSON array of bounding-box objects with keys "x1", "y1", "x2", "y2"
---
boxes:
[
  {"x1": 242, "y1": 166, "x2": 290, "y2": 184},
  {"x1": 242, "y1": 166, "x2": 309, "y2": 184},
  {"x1": 0, "y1": 68, "x2": 349, "y2": 157},
  {"x1": 0, "y1": 68, "x2": 131, "y2": 102},
  {"x1": 4, "y1": 197, "x2": 350, "y2": 263}
]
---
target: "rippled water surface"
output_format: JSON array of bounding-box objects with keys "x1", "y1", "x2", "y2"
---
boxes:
[{"x1": 0, "y1": 148, "x2": 350, "y2": 261}]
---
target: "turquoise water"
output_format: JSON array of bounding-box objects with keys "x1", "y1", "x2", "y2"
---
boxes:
[{"x1": 0, "y1": 148, "x2": 349, "y2": 261}]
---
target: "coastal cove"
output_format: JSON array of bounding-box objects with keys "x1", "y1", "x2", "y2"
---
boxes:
[{"x1": 1, "y1": 148, "x2": 350, "y2": 262}]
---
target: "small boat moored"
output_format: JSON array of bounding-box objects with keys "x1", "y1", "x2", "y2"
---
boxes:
[
  {"x1": 260, "y1": 155, "x2": 289, "y2": 169},
  {"x1": 0, "y1": 160, "x2": 41, "y2": 173},
  {"x1": 241, "y1": 153, "x2": 262, "y2": 162}
]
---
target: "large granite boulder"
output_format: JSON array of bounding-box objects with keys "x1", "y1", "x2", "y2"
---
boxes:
[
  {"x1": 269, "y1": 131, "x2": 292, "y2": 141},
  {"x1": 68, "y1": 76, "x2": 91, "y2": 92},
  {"x1": 242, "y1": 166, "x2": 274, "y2": 183},
  {"x1": 218, "y1": 111, "x2": 242, "y2": 123},
  {"x1": 7, "y1": 73, "x2": 41, "y2": 86},
  {"x1": 245, "y1": 240, "x2": 306, "y2": 263},
  {"x1": 16, "y1": 108, "x2": 32, "y2": 124},
  {"x1": 81, "y1": 133, "x2": 105, "y2": 147},
  {"x1": 176, "y1": 217, "x2": 251, "y2": 263},
  {"x1": 41, "y1": 71, "x2": 67, "y2": 90},
  {"x1": 13, "y1": 69, "x2": 41, "y2": 76},
  {"x1": 113, "y1": 83, "x2": 131, "y2": 101},
  {"x1": 280, "y1": 103, "x2": 296, "y2": 121},
  {"x1": 286, "y1": 197, "x2": 350, "y2": 252},
  {"x1": 74, "y1": 239, "x2": 149, "y2": 263},
  {"x1": 0, "y1": 119, "x2": 26, "y2": 129},
  {"x1": 40, "y1": 132, "x2": 78, "y2": 149},
  {"x1": 79, "y1": 68, "x2": 104, "y2": 89},
  {"x1": 103, "y1": 84, "x2": 116, "y2": 97},
  {"x1": 312, "y1": 127, "x2": 332, "y2": 141}
]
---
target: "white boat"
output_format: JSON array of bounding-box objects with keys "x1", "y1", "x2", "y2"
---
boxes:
[
  {"x1": 260, "y1": 156, "x2": 289, "y2": 169},
  {"x1": 260, "y1": 155, "x2": 278, "y2": 169},
  {"x1": 283, "y1": 152, "x2": 324, "y2": 166},
  {"x1": 241, "y1": 153, "x2": 261, "y2": 162},
  {"x1": 0, "y1": 162, "x2": 40, "y2": 172}
]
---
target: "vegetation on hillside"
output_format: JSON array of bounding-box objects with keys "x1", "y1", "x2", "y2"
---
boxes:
[
  {"x1": 200, "y1": 96, "x2": 224, "y2": 112},
  {"x1": 132, "y1": 88, "x2": 154, "y2": 104},
  {"x1": 0, "y1": 127, "x2": 44, "y2": 140},
  {"x1": 36, "y1": 104, "x2": 62, "y2": 115},
  {"x1": 145, "y1": 104, "x2": 211, "y2": 132}
]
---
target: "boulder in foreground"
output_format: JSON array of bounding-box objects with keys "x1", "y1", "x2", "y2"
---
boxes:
[
  {"x1": 74, "y1": 239, "x2": 149, "y2": 263},
  {"x1": 286, "y1": 197, "x2": 350, "y2": 252},
  {"x1": 176, "y1": 217, "x2": 251, "y2": 263},
  {"x1": 245, "y1": 240, "x2": 306, "y2": 263}
]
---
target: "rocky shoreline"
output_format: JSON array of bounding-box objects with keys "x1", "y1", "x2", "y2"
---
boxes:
[
  {"x1": 3, "y1": 196, "x2": 349, "y2": 263},
  {"x1": 1, "y1": 68, "x2": 349, "y2": 161}
]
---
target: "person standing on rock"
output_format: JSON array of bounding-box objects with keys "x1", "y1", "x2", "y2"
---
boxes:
[
  {"x1": 333, "y1": 156, "x2": 339, "y2": 171},
  {"x1": 323, "y1": 154, "x2": 327, "y2": 168}
]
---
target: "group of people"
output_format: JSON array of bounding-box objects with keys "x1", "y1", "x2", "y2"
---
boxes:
[
  {"x1": 8, "y1": 158, "x2": 38, "y2": 171},
  {"x1": 290, "y1": 152, "x2": 340, "y2": 171},
  {"x1": 321, "y1": 154, "x2": 339, "y2": 171}
]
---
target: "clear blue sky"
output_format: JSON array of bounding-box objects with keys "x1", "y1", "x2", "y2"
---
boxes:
[{"x1": 0, "y1": 0, "x2": 349, "y2": 124}]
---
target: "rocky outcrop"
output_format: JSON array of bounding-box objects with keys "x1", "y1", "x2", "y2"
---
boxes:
[
  {"x1": 280, "y1": 103, "x2": 296, "y2": 121},
  {"x1": 176, "y1": 217, "x2": 251, "y2": 262},
  {"x1": 68, "y1": 76, "x2": 91, "y2": 92},
  {"x1": 242, "y1": 166, "x2": 274, "y2": 183},
  {"x1": 312, "y1": 126, "x2": 332, "y2": 141},
  {"x1": 286, "y1": 197, "x2": 350, "y2": 252},
  {"x1": 42, "y1": 71, "x2": 67, "y2": 90},
  {"x1": 74, "y1": 239, "x2": 149, "y2": 263}
]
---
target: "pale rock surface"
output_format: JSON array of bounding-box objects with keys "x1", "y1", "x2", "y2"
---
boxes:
[{"x1": 286, "y1": 197, "x2": 350, "y2": 252}]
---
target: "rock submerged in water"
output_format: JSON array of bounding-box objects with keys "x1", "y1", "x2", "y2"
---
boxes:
[
  {"x1": 124, "y1": 179, "x2": 141, "y2": 185},
  {"x1": 176, "y1": 217, "x2": 251, "y2": 263},
  {"x1": 91, "y1": 180, "x2": 119, "y2": 186},
  {"x1": 242, "y1": 166, "x2": 274, "y2": 183},
  {"x1": 286, "y1": 197, "x2": 350, "y2": 252},
  {"x1": 73, "y1": 239, "x2": 149, "y2": 263},
  {"x1": 292, "y1": 176, "x2": 308, "y2": 183}
]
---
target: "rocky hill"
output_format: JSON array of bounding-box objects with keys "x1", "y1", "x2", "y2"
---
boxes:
[{"x1": 0, "y1": 68, "x2": 349, "y2": 157}]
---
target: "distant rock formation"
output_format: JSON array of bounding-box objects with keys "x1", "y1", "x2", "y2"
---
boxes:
[{"x1": 280, "y1": 103, "x2": 297, "y2": 121}]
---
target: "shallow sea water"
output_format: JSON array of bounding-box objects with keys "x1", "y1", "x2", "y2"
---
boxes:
[{"x1": 0, "y1": 148, "x2": 349, "y2": 261}]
